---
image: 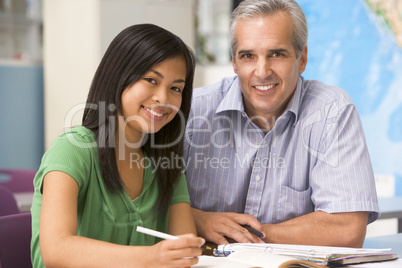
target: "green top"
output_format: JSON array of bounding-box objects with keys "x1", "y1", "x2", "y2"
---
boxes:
[{"x1": 30, "y1": 126, "x2": 190, "y2": 267}]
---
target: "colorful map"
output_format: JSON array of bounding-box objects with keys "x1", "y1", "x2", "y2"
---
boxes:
[
  {"x1": 298, "y1": 0, "x2": 402, "y2": 196},
  {"x1": 365, "y1": 0, "x2": 402, "y2": 47}
]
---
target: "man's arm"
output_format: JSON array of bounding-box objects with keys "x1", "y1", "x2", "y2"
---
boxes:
[
  {"x1": 262, "y1": 211, "x2": 368, "y2": 247},
  {"x1": 193, "y1": 208, "x2": 368, "y2": 247}
]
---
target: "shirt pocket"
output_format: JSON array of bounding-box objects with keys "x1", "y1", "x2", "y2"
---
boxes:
[{"x1": 274, "y1": 186, "x2": 314, "y2": 223}]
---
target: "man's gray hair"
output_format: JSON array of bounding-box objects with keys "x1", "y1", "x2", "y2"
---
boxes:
[{"x1": 230, "y1": 0, "x2": 308, "y2": 59}]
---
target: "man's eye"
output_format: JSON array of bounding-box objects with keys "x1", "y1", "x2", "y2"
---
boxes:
[
  {"x1": 241, "y1": 54, "x2": 253, "y2": 59},
  {"x1": 272, "y1": 52, "x2": 284, "y2": 57}
]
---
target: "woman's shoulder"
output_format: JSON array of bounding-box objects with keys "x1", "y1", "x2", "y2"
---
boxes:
[
  {"x1": 44, "y1": 126, "x2": 97, "y2": 162},
  {"x1": 51, "y1": 126, "x2": 97, "y2": 150},
  {"x1": 58, "y1": 126, "x2": 96, "y2": 142},
  {"x1": 37, "y1": 126, "x2": 99, "y2": 188}
]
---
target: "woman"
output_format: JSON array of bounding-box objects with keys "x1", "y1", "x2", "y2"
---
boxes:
[{"x1": 31, "y1": 24, "x2": 204, "y2": 267}]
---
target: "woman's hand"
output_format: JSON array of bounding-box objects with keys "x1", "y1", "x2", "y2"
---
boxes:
[{"x1": 150, "y1": 234, "x2": 205, "y2": 268}]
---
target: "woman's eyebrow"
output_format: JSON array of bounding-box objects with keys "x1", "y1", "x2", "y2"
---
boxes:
[{"x1": 150, "y1": 69, "x2": 185, "y2": 83}]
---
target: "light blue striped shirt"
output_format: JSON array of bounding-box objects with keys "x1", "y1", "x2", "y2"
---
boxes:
[{"x1": 184, "y1": 75, "x2": 379, "y2": 224}]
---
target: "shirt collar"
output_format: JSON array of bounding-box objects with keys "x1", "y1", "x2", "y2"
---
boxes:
[
  {"x1": 215, "y1": 75, "x2": 304, "y2": 126},
  {"x1": 216, "y1": 76, "x2": 244, "y2": 114},
  {"x1": 285, "y1": 75, "x2": 303, "y2": 126}
]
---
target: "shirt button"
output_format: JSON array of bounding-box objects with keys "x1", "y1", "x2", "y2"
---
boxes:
[{"x1": 255, "y1": 175, "x2": 261, "y2": 181}]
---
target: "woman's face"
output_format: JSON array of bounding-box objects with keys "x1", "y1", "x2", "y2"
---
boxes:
[{"x1": 119, "y1": 56, "x2": 187, "y2": 142}]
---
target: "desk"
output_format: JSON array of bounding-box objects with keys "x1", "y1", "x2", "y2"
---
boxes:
[
  {"x1": 13, "y1": 192, "x2": 34, "y2": 212},
  {"x1": 196, "y1": 234, "x2": 402, "y2": 268},
  {"x1": 378, "y1": 197, "x2": 402, "y2": 233},
  {"x1": 195, "y1": 256, "x2": 402, "y2": 267},
  {"x1": 364, "y1": 233, "x2": 402, "y2": 256}
]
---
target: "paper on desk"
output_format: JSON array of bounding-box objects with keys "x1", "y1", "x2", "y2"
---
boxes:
[
  {"x1": 341, "y1": 257, "x2": 402, "y2": 268},
  {"x1": 195, "y1": 255, "x2": 249, "y2": 268},
  {"x1": 214, "y1": 242, "x2": 392, "y2": 258}
]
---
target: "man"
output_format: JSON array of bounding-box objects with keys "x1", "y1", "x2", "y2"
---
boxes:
[{"x1": 183, "y1": 0, "x2": 379, "y2": 247}]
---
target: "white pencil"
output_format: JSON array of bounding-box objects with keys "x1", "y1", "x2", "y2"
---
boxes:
[{"x1": 136, "y1": 226, "x2": 179, "y2": 240}]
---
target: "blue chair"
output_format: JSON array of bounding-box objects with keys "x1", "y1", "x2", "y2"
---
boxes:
[
  {"x1": 0, "y1": 212, "x2": 32, "y2": 268},
  {"x1": 0, "y1": 185, "x2": 20, "y2": 216}
]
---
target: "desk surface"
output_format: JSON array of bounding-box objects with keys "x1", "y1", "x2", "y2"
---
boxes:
[
  {"x1": 364, "y1": 233, "x2": 402, "y2": 256},
  {"x1": 11, "y1": 193, "x2": 402, "y2": 267},
  {"x1": 378, "y1": 197, "x2": 402, "y2": 219},
  {"x1": 13, "y1": 192, "x2": 34, "y2": 212},
  {"x1": 196, "y1": 234, "x2": 402, "y2": 268}
]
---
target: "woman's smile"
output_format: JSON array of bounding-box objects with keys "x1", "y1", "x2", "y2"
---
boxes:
[{"x1": 142, "y1": 105, "x2": 168, "y2": 121}]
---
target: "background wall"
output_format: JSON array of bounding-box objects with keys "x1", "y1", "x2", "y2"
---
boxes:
[
  {"x1": 1, "y1": 0, "x2": 400, "y2": 235},
  {"x1": 0, "y1": 64, "x2": 44, "y2": 169},
  {"x1": 296, "y1": 0, "x2": 402, "y2": 236},
  {"x1": 4, "y1": 1, "x2": 401, "y2": 183},
  {"x1": 297, "y1": 0, "x2": 402, "y2": 198},
  {"x1": 0, "y1": 0, "x2": 43, "y2": 170},
  {"x1": 43, "y1": 0, "x2": 195, "y2": 150}
]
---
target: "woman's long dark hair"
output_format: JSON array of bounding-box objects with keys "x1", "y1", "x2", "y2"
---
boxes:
[{"x1": 82, "y1": 24, "x2": 195, "y2": 214}]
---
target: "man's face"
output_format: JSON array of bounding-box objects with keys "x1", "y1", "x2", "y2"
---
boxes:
[{"x1": 232, "y1": 11, "x2": 307, "y2": 128}]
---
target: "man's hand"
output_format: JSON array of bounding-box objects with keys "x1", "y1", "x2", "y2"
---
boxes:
[{"x1": 192, "y1": 208, "x2": 265, "y2": 245}]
